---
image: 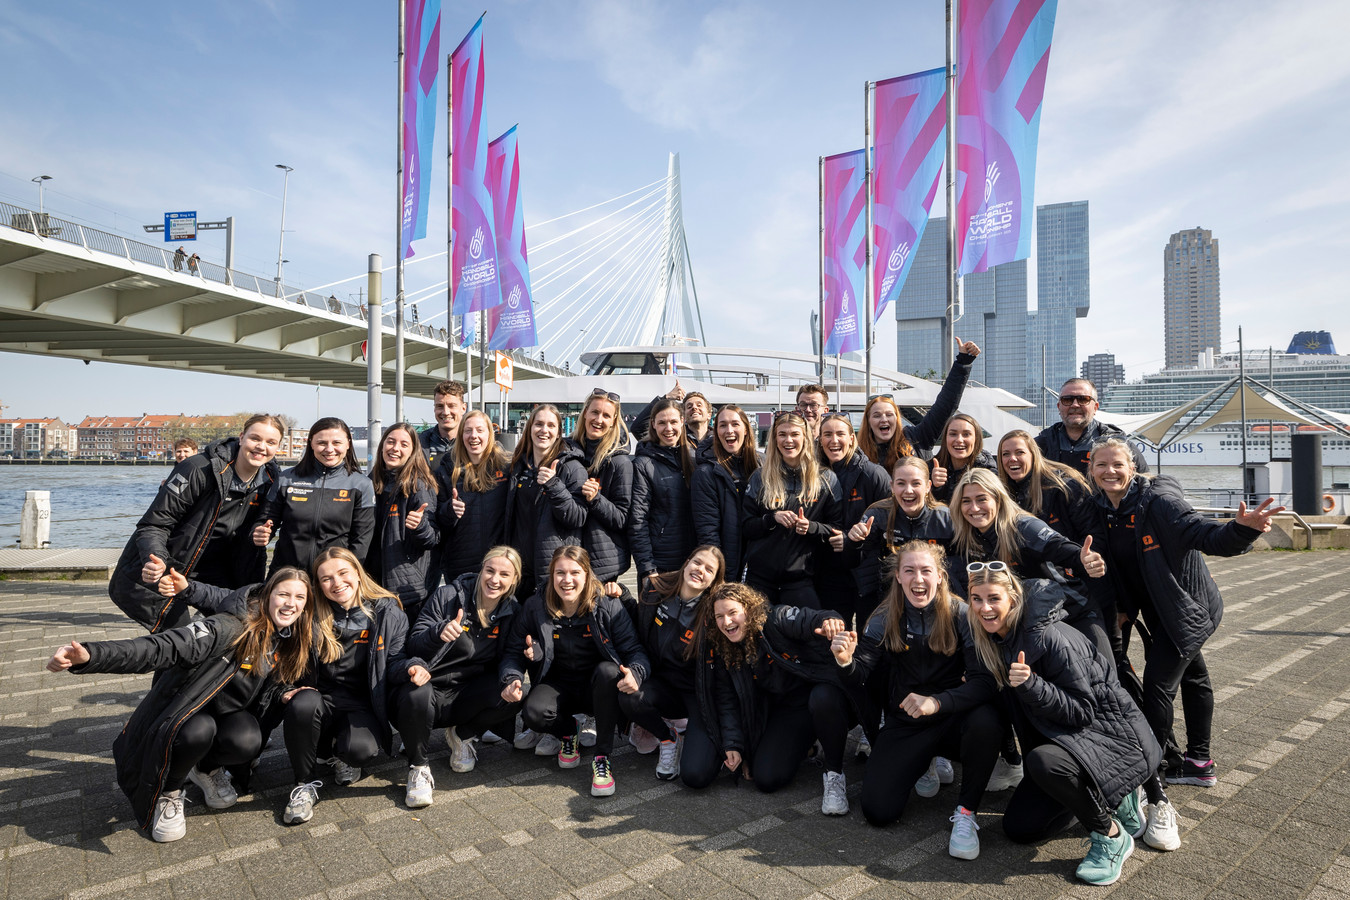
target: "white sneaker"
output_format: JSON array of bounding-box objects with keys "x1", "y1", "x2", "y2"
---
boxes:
[
  {"x1": 935, "y1": 756, "x2": 955, "y2": 785},
  {"x1": 188, "y1": 766, "x2": 237, "y2": 809},
  {"x1": 151, "y1": 789, "x2": 187, "y2": 842},
  {"x1": 534, "y1": 733, "x2": 562, "y2": 757},
  {"x1": 405, "y1": 765, "x2": 434, "y2": 809},
  {"x1": 1143, "y1": 800, "x2": 1181, "y2": 851},
  {"x1": 328, "y1": 757, "x2": 361, "y2": 786},
  {"x1": 856, "y1": 733, "x2": 872, "y2": 758},
  {"x1": 948, "y1": 805, "x2": 981, "y2": 860},
  {"x1": 514, "y1": 728, "x2": 542, "y2": 750},
  {"x1": 821, "y1": 771, "x2": 849, "y2": 815},
  {"x1": 284, "y1": 781, "x2": 322, "y2": 825},
  {"x1": 578, "y1": 715, "x2": 598, "y2": 748},
  {"x1": 629, "y1": 724, "x2": 660, "y2": 755},
  {"x1": 447, "y1": 728, "x2": 479, "y2": 774},
  {"x1": 481, "y1": 729, "x2": 504, "y2": 744},
  {"x1": 986, "y1": 757, "x2": 1023, "y2": 792},
  {"x1": 916, "y1": 758, "x2": 940, "y2": 798},
  {"x1": 655, "y1": 737, "x2": 682, "y2": 781}
]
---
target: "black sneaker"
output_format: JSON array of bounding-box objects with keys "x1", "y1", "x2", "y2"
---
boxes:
[{"x1": 1165, "y1": 757, "x2": 1216, "y2": 787}]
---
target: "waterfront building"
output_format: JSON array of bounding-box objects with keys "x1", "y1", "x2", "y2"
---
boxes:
[
  {"x1": 1164, "y1": 227, "x2": 1221, "y2": 370},
  {"x1": 0, "y1": 418, "x2": 76, "y2": 458},
  {"x1": 1027, "y1": 201, "x2": 1090, "y2": 422},
  {"x1": 1082, "y1": 352, "x2": 1125, "y2": 389}
]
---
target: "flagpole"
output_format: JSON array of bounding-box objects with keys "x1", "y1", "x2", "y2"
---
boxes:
[
  {"x1": 446, "y1": 51, "x2": 456, "y2": 386},
  {"x1": 479, "y1": 309, "x2": 487, "y2": 411},
  {"x1": 863, "y1": 79, "x2": 875, "y2": 402},
  {"x1": 394, "y1": 0, "x2": 407, "y2": 424},
  {"x1": 943, "y1": 0, "x2": 958, "y2": 373},
  {"x1": 817, "y1": 156, "x2": 825, "y2": 383}
]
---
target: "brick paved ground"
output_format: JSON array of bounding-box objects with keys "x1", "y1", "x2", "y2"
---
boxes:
[{"x1": 3, "y1": 551, "x2": 1350, "y2": 899}]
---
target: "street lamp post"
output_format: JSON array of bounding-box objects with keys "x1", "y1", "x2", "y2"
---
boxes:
[
  {"x1": 31, "y1": 175, "x2": 52, "y2": 215},
  {"x1": 274, "y1": 165, "x2": 293, "y2": 290}
]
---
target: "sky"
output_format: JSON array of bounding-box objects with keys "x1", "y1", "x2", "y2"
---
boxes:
[{"x1": 1, "y1": 0, "x2": 1347, "y2": 426}]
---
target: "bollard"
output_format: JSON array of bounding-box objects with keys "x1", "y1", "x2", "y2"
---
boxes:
[{"x1": 20, "y1": 490, "x2": 51, "y2": 549}]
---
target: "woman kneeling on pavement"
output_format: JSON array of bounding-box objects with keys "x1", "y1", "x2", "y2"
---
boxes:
[
  {"x1": 45, "y1": 568, "x2": 316, "y2": 842},
  {"x1": 966, "y1": 563, "x2": 1161, "y2": 886},
  {"x1": 396, "y1": 547, "x2": 525, "y2": 801},
  {"x1": 499, "y1": 545, "x2": 650, "y2": 797},
  {"x1": 619, "y1": 545, "x2": 727, "y2": 784},
  {"x1": 833, "y1": 541, "x2": 1001, "y2": 860}
]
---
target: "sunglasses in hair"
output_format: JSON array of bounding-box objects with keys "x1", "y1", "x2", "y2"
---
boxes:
[
  {"x1": 866, "y1": 393, "x2": 897, "y2": 403},
  {"x1": 966, "y1": 560, "x2": 1009, "y2": 574},
  {"x1": 1058, "y1": 395, "x2": 1096, "y2": 406},
  {"x1": 820, "y1": 412, "x2": 853, "y2": 425},
  {"x1": 590, "y1": 388, "x2": 621, "y2": 403}
]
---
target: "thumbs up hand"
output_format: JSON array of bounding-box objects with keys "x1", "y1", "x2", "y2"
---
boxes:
[
  {"x1": 156, "y1": 567, "x2": 188, "y2": 598},
  {"x1": 956, "y1": 336, "x2": 981, "y2": 358},
  {"x1": 930, "y1": 463, "x2": 948, "y2": 489},
  {"x1": 848, "y1": 516, "x2": 874, "y2": 543},
  {"x1": 830, "y1": 630, "x2": 857, "y2": 665},
  {"x1": 440, "y1": 608, "x2": 466, "y2": 643},
  {"x1": 794, "y1": 506, "x2": 809, "y2": 535},
  {"x1": 1009, "y1": 650, "x2": 1032, "y2": 687},
  {"x1": 141, "y1": 553, "x2": 166, "y2": 584},
  {"x1": 523, "y1": 634, "x2": 538, "y2": 662},
  {"x1": 46, "y1": 640, "x2": 90, "y2": 672},
  {"x1": 1079, "y1": 535, "x2": 1106, "y2": 578},
  {"x1": 405, "y1": 502, "x2": 428, "y2": 530},
  {"x1": 252, "y1": 519, "x2": 274, "y2": 546},
  {"x1": 616, "y1": 664, "x2": 639, "y2": 694},
  {"x1": 450, "y1": 488, "x2": 465, "y2": 519},
  {"x1": 828, "y1": 528, "x2": 844, "y2": 552},
  {"x1": 536, "y1": 463, "x2": 557, "y2": 485}
]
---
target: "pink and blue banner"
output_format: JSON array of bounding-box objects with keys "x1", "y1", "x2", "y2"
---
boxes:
[
  {"x1": 955, "y1": 0, "x2": 1057, "y2": 275},
  {"x1": 400, "y1": 0, "x2": 441, "y2": 260},
  {"x1": 822, "y1": 150, "x2": 867, "y2": 356},
  {"x1": 872, "y1": 68, "x2": 947, "y2": 321},
  {"x1": 486, "y1": 127, "x2": 538, "y2": 351},
  {"x1": 450, "y1": 16, "x2": 503, "y2": 314}
]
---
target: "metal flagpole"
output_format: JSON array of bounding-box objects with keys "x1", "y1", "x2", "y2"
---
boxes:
[
  {"x1": 446, "y1": 51, "x2": 456, "y2": 385},
  {"x1": 864, "y1": 80, "x2": 874, "y2": 401},
  {"x1": 465, "y1": 315, "x2": 474, "y2": 409},
  {"x1": 479, "y1": 309, "x2": 488, "y2": 411},
  {"x1": 394, "y1": 0, "x2": 407, "y2": 423},
  {"x1": 943, "y1": 0, "x2": 959, "y2": 373},
  {"x1": 1239, "y1": 327, "x2": 1248, "y2": 502},
  {"x1": 367, "y1": 253, "x2": 383, "y2": 471},
  {"x1": 818, "y1": 156, "x2": 825, "y2": 382}
]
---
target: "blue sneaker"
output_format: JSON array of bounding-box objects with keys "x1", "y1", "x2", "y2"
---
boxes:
[
  {"x1": 1076, "y1": 825, "x2": 1133, "y2": 886},
  {"x1": 1116, "y1": 787, "x2": 1146, "y2": 839}
]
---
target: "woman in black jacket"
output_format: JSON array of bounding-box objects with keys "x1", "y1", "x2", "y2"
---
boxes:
[
  {"x1": 366, "y1": 423, "x2": 440, "y2": 624},
  {"x1": 834, "y1": 541, "x2": 1000, "y2": 860},
  {"x1": 566, "y1": 388, "x2": 634, "y2": 582},
  {"x1": 857, "y1": 338, "x2": 981, "y2": 469},
  {"x1": 966, "y1": 565, "x2": 1161, "y2": 886},
  {"x1": 816, "y1": 413, "x2": 890, "y2": 627},
  {"x1": 692, "y1": 583, "x2": 856, "y2": 814},
  {"x1": 256, "y1": 417, "x2": 376, "y2": 577},
  {"x1": 930, "y1": 413, "x2": 998, "y2": 506},
  {"x1": 628, "y1": 398, "x2": 696, "y2": 582},
  {"x1": 499, "y1": 545, "x2": 651, "y2": 797},
  {"x1": 690, "y1": 404, "x2": 761, "y2": 581},
  {"x1": 1084, "y1": 438, "x2": 1282, "y2": 840},
  {"x1": 45, "y1": 567, "x2": 317, "y2": 842},
  {"x1": 436, "y1": 410, "x2": 509, "y2": 583},
  {"x1": 741, "y1": 412, "x2": 842, "y2": 608},
  {"x1": 281, "y1": 547, "x2": 416, "y2": 823},
  {"x1": 618, "y1": 546, "x2": 726, "y2": 785},
  {"x1": 503, "y1": 404, "x2": 589, "y2": 594},
  {"x1": 111, "y1": 414, "x2": 284, "y2": 632},
  {"x1": 996, "y1": 430, "x2": 1093, "y2": 541},
  {"x1": 396, "y1": 546, "x2": 524, "y2": 795}
]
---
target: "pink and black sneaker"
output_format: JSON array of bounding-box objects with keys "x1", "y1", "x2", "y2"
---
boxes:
[{"x1": 1166, "y1": 756, "x2": 1216, "y2": 787}]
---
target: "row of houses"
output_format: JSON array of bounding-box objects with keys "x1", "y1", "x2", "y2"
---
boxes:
[{"x1": 0, "y1": 416, "x2": 308, "y2": 460}]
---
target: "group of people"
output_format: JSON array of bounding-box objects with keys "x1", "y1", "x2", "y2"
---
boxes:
[
  {"x1": 45, "y1": 354, "x2": 1284, "y2": 887},
  {"x1": 172, "y1": 246, "x2": 201, "y2": 275}
]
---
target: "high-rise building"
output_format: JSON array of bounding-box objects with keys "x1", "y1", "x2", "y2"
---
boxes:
[
  {"x1": 1027, "y1": 201, "x2": 1090, "y2": 422},
  {"x1": 1081, "y1": 352, "x2": 1125, "y2": 389},
  {"x1": 1163, "y1": 227, "x2": 1221, "y2": 369}
]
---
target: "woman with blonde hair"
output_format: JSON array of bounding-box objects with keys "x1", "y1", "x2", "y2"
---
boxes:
[
  {"x1": 565, "y1": 388, "x2": 635, "y2": 582},
  {"x1": 931, "y1": 413, "x2": 997, "y2": 506},
  {"x1": 367, "y1": 423, "x2": 440, "y2": 624},
  {"x1": 397, "y1": 547, "x2": 526, "y2": 788},
  {"x1": 857, "y1": 338, "x2": 983, "y2": 469},
  {"x1": 436, "y1": 409, "x2": 510, "y2": 583},
  {"x1": 965, "y1": 565, "x2": 1160, "y2": 886},
  {"x1": 741, "y1": 412, "x2": 842, "y2": 608},
  {"x1": 504, "y1": 403, "x2": 589, "y2": 594},
  {"x1": 281, "y1": 547, "x2": 418, "y2": 820},
  {"x1": 833, "y1": 541, "x2": 1000, "y2": 859},
  {"x1": 691, "y1": 404, "x2": 761, "y2": 581}
]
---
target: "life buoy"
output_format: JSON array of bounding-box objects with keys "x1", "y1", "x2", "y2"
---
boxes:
[{"x1": 1324, "y1": 494, "x2": 1336, "y2": 514}]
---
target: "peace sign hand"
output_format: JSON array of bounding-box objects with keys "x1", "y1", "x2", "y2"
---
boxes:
[{"x1": 1236, "y1": 497, "x2": 1285, "y2": 533}]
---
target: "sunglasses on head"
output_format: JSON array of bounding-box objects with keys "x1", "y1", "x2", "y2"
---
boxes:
[
  {"x1": 867, "y1": 393, "x2": 897, "y2": 403},
  {"x1": 820, "y1": 412, "x2": 853, "y2": 425},
  {"x1": 1059, "y1": 395, "x2": 1096, "y2": 406},
  {"x1": 590, "y1": 388, "x2": 621, "y2": 403},
  {"x1": 966, "y1": 560, "x2": 1009, "y2": 574}
]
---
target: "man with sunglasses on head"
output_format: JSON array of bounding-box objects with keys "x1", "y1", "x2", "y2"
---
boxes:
[{"x1": 1035, "y1": 378, "x2": 1147, "y2": 476}]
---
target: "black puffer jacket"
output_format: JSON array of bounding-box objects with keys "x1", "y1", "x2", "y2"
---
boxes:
[
  {"x1": 1007, "y1": 470, "x2": 1096, "y2": 543},
  {"x1": 499, "y1": 589, "x2": 650, "y2": 687},
  {"x1": 262, "y1": 463, "x2": 376, "y2": 575},
  {"x1": 690, "y1": 442, "x2": 760, "y2": 581},
  {"x1": 567, "y1": 438, "x2": 635, "y2": 582},
  {"x1": 110, "y1": 438, "x2": 276, "y2": 632},
  {"x1": 1035, "y1": 419, "x2": 1149, "y2": 476},
  {"x1": 418, "y1": 425, "x2": 455, "y2": 472},
  {"x1": 817, "y1": 451, "x2": 891, "y2": 586},
  {"x1": 742, "y1": 466, "x2": 842, "y2": 583},
  {"x1": 407, "y1": 572, "x2": 520, "y2": 689},
  {"x1": 931, "y1": 449, "x2": 998, "y2": 506},
  {"x1": 843, "y1": 502, "x2": 954, "y2": 615},
  {"x1": 366, "y1": 479, "x2": 440, "y2": 622},
  {"x1": 990, "y1": 582, "x2": 1162, "y2": 808},
  {"x1": 628, "y1": 442, "x2": 696, "y2": 579},
  {"x1": 502, "y1": 445, "x2": 589, "y2": 590},
  {"x1": 435, "y1": 457, "x2": 508, "y2": 582},
  {"x1": 948, "y1": 514, "x2": 1085, "y2": 599},
  {"x1": 1084, "y1": 475, "x2": 1259, "y2": 658},
  {"x1": 863, "y1": 350, "x2": 978, "y2": 463}
]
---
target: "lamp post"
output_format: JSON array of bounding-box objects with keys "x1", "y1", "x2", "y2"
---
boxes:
[
  {"x1": 31, "y1": 175, "x2": 52, "y2": 215},
  {"x1": 274, "y1": 164, "x2": 293, "y2": 288}
]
